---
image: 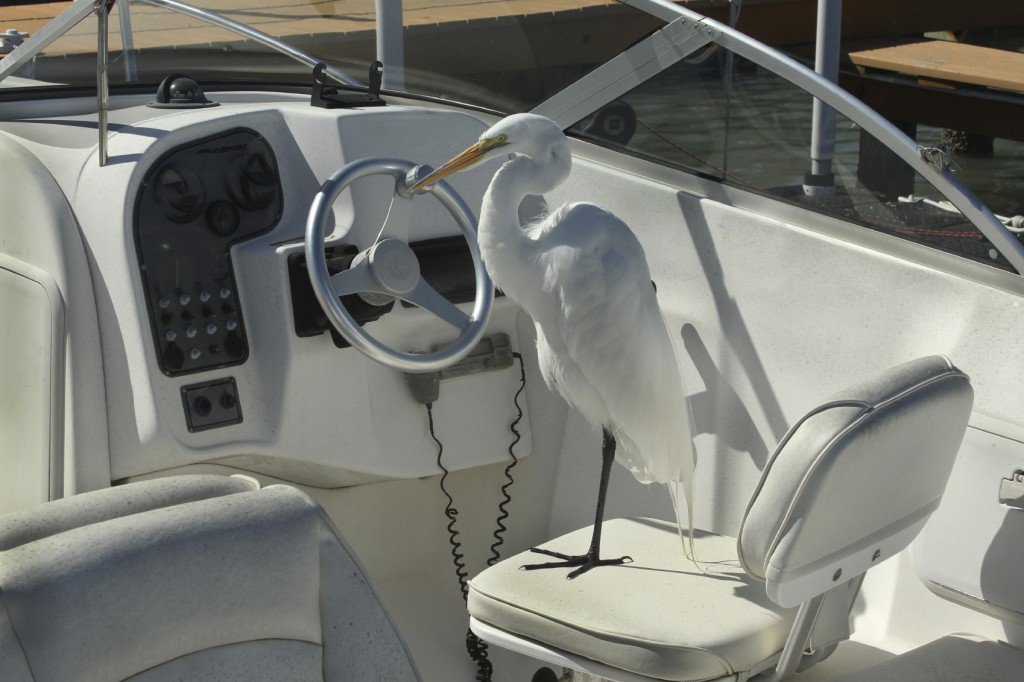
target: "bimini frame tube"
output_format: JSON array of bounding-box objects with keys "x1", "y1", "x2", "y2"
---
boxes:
[
  {"x1": 605, "y1": 0, "x2": 1024, "y2": 273},
  {"x1": 118, "y1": 0, "x2": 138, "y2": 82},
  {"x1": 375, "y1": 0, "x2": 404, "y2": 91},
  {"x1": 97, "y1": 0, "x2": 112, "y2": 167},
  {"x1": 804, "y1": 0, "x2": 842, "y2": 197}
]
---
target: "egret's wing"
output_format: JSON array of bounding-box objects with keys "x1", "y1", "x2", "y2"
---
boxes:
[{"x1": 535, "y1": 203, "x2": 692, "y2": 485}]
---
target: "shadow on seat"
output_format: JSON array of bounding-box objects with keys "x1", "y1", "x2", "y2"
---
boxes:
[
  {"x1": 0, "y1": 475, "x2": 419, "y2": 682},
  {"x1": 467, "y1": 355, "x2": 974, "y2": 681}
]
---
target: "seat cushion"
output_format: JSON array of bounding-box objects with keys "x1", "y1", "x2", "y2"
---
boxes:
[
  {"x1": 0, "y1": 478, "x2": 419, "y2": 682},
  {"x1": 0, "y1": 474, "x2": 255, "y2": 551},
  {"x1": 1, "y1": 486, "x2": 324, "y2": 682},
  {"x1": 468, "y1": 518, "x2": 797, "y2": 681}
]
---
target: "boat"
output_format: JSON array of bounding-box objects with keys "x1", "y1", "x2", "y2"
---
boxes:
[{"x1": 1, "y1": 1, "x2": 1022, "y2": 680}]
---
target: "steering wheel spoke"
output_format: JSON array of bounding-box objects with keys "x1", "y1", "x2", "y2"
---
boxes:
[
  {"x1": 329, "y1": 258, "x2": 377, "y2": 298},
  {"x1": 404, "y1": 279, "x2": 471, "y2": 331}
]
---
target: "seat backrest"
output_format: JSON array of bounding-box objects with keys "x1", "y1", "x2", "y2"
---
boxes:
[
  {"x1": 737, "y1": 356, "x2": 973, "y2": 608},
  {"x1": 0, "y1": 475, "x2": 419, "y2": 682}
]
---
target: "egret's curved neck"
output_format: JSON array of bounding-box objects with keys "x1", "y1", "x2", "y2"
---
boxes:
[
  {"x1": 477, "y1": 146, "x2": 570, "y2": 296},
  {"x1": 478, "y1": 158, "x2": 530, "y2": 250},
  {"x1": 479, "y1": 150, "x2": 568, "y2": 241},
  {"x1": 475, "y1": 157, "x2": 536, "y2": 294}
]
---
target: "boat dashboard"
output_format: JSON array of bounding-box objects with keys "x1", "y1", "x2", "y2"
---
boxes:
[{"x1": 0, "y1": 96, "x2": 532, "y2": 488}]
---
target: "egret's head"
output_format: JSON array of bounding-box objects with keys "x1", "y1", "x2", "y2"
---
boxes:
[{"x1": 411, "y1": 113, "x2": 569, "y2": 192}]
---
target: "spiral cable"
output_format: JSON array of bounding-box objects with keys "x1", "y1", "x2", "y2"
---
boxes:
[
  {"x1": 426, "y1": 403, "x2": 470, "y2": 600},
  {"x1": 426, "y1": 352, "x2": 526, "y2": 682},
  {"x1": 488, "y1": 352, "x2": 525, "y2": 566}
]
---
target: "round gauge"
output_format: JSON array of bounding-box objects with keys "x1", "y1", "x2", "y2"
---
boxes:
[
  {"x1": 229, "y1": 151, "x2": 278, "y2": 211},
  {"x1": 206, "y1": 200, "x2": 240, "y2": 237},
  {"x1": 154, "y1": 165, "x2": 205, "y2": 223}
]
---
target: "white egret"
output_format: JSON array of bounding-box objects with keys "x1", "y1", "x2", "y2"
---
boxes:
[{"x1": 413, "y1": 113, "x2": 694, "y2": 578}]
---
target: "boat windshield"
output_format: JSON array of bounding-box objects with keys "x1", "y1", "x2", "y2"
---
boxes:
[
  {"x1": 3, "y1": 0, "x2": 1020, "y2": 272},
  {"x1": 567, "y1": 49, "x2": 1021, "y2": 271},
  {"x1": 0, "y1": 1, "x2": 663, "y2": 113}
]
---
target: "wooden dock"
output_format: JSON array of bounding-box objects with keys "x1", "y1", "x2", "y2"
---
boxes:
[
  {"x1": 849, "y1": 39, "x2": 1024, "y2": 95},
  {"x1": 841, "y1": 38, "x2": 1024, "y2": 142}
]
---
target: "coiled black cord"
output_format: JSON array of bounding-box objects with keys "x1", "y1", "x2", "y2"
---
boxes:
[
  {"x1": 488, "y1": 352, "x2": 525, "y2": 567},
  {"x1": 426, "y1": 352, "x2": 526, "y2": 682},
  {"x1": 427, "y1": 402, "x2": 470, "y2": 601}
]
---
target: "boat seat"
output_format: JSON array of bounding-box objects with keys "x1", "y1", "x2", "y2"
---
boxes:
[
  {"x1": 832, "y1": 396, "x2": 1024, "y2": 682},
  {"x1": 467, "y1": 355, "x2": 974, "y2": 681},
  {"x1": 0, "y1": 475, "x2": 419, "y2": 682}
]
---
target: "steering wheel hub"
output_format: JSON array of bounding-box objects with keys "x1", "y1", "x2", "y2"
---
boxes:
[{"x1": 368, "y1": 239, "x2": 420, "y2": 296}]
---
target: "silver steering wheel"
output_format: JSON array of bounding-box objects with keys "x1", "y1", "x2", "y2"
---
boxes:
[{"x1": 305, "y1": 158, "x2": 493, "y2": 372}]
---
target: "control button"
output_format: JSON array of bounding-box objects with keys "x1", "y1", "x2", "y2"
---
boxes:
[
  {"x1": 165, "y1": 330, "x2": 178, "y2": 342},
  {"x1": 209, "y1": 344, "x2": 221, "y2": 355},
  {"x1": 199, "y1": 291, "x2": 212, "y2": 303},
  {"x1": 220, "y1": 393, "x2": 237, "y2": 410},
  {"x1": 180, "y1": 309, "x2": 194, "y2": 321},
  {"x1": 219, "y1": 287, "x2": 232, "y2": 299},
  {"x1": 192, "y1": 395, "x2": 212, "y2": 417},
  {"x1": 179, "y1": 293, "x2": 191, "y2": 306},
  {"x1": 160, "y1": 312, "x2": 174, "y2": 325},
  {"x1": 185, "y1": 326, "x2": 198, "y2": 339},
  {"x1": 206, "y1": 323, "x2": 218, "y2": 335},
  {"x1": 189, "y1": 348, "x2": 202, "y2": 360},
  {"x1": 225, "y1": 319, "x2": 238, "y2": 331},
  {"x1": 221, "y1": 302, "x2": 235, "y2": 315},
  {"x1": 202, "y1": 306, "x2": 213, "y2": 318},
  {"x1": 158, "y1": 297, "x2": 171, "y2": 309},
  {"x1": 163, "y1": 344, "x2": 185, "y2": 371}
]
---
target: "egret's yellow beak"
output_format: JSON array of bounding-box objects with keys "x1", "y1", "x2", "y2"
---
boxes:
[{"x1": 411, "y1": 134, "x2": 508, "y2": 192}]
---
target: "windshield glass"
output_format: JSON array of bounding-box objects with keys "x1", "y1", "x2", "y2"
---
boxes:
[
  {"x1": 0, "y1": 1, "x2": 662, "y2": 112},
  {"x1": 569, "y1": 42, "x2": 1024, "y2": 272}
]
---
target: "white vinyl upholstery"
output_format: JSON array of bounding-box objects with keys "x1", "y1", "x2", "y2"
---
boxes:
[
  {"x1": 738, "y1": 355, "x2": 974, "y2": 607},
  {"x1": 0, "y1": 475, "x2": 419, "y2": 682},
  {"x1": 467, "y1": 356, "x2": 973, "y2": 681}
]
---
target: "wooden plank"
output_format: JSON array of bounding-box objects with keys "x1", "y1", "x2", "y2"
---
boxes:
[
  {"x1": 847, "y1": 39, "x2": 1024, "y2": 94},
  {"x1": 840, "y1": 73, "x2": 1024, "y2": 142}
]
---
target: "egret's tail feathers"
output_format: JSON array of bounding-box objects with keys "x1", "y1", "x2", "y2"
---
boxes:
[{"x1": 669, "y1": 479, "x2": 706, "y2": 572}]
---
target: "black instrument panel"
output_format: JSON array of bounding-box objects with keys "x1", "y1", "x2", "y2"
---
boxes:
[{"x1": 134, "y1": 129, "x2": 282, "y2": 375}]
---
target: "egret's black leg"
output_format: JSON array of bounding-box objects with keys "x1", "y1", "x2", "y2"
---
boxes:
[{"x1": 524, "y1": 429, "x2": 631, "y2": 579}]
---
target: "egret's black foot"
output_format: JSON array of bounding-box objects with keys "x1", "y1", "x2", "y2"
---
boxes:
[{"x1": 522, "y1": 547, "x2": 632, "y2": 579}]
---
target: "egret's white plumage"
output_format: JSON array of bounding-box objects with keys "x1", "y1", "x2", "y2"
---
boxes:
[{"x1": 415, "y1": 113, "x2": 694, "y2": 572}]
